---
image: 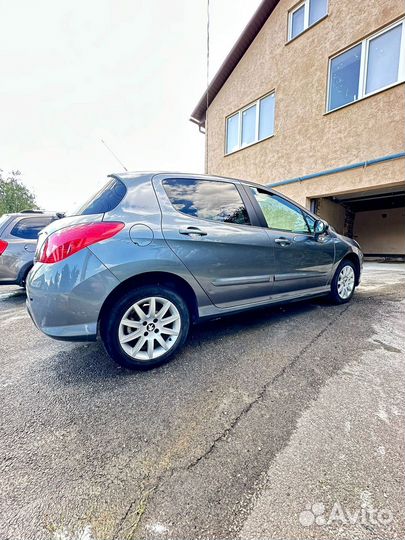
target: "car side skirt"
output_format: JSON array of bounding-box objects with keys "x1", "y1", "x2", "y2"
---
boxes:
[{"x1": 198, "y1": 285, "x2": 331, "y2": 319}]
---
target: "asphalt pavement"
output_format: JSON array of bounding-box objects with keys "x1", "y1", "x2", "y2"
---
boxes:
[{"x1": 0, "y1": 262, "x2": 404, "y2": 540}]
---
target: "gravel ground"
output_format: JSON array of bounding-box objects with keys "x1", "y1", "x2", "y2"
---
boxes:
[{"x1": 0, "y1": 262, "x2": 404, "y2": 540}]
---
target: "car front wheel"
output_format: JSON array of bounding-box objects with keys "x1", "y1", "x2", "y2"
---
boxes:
[
  {"x1": 329, "y1": 259, "x2": 356, "y2": 304},
  {"x1": 101, "y1": 286, "x2": 190, "y2": 370}
]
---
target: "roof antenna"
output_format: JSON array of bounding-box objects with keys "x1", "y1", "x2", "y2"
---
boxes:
[
  {"x1": 205, "y1": 0, "x2": 210, "y2": 174},
  {"x1": 100, "y1": 138, "x2": 128, "y2": 171}
]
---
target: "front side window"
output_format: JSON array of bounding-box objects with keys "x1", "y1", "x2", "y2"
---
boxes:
[
  {"x1": 225, "y1": 92, "x2": 275, "y2": 154},
  {"x1": 163, "y1": 179, "x2": 250, "y2": 225},
  {"x1": 328, "y1": 20, "x2": 404, "y2": 111},
  {"x1": 10, "y1": 217, "x2": 54, "y2": 240},
  {"x1": 288, "y1": 0, "x2": 328, "y2": 40},
  {"x1": 251, "y1": 188, "x2": 310, "y2": 234}
]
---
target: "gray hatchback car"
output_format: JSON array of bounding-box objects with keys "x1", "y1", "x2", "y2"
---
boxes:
[
  {"x1": 0, "y1": 211, "x2": 59, "y2": 287},
  {"x1": 26, "y1": 172, "x2": 363, "y2": 369}
]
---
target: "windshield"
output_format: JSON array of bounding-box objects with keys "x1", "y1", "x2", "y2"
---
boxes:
[{"x1": 72, "y1": 177, "x2": 127, "y2": 216}]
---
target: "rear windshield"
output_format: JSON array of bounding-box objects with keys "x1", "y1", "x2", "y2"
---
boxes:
[
  {"x1": 0, "y1": 214, "x2": 10, "y2": 232},
  {"x1": 74, "y1": 177, "x2": 127, "y2": 216}
]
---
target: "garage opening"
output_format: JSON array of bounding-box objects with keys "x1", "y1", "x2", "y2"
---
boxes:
[{"x1": 311, "y1": 187, "x2": 405, "y2": 258}]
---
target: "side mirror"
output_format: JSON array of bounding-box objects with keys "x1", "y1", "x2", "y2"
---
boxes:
[{"x1": 314, "y1": 219, "x2": 329, "y2": 237}]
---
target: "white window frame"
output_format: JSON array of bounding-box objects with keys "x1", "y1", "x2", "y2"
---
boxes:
[
  {"x1": 225, "y1": 92, "x2": 275, "y2": 155},
  {"x1": 288, "y1": 1, "x2": 306, "y2": 41},
  {"x1": 327, "y1": 18, "x2": 405, "y2": 112},
  {"x1": 288, "y1": 0, "x2": 328, "y2": 41}
]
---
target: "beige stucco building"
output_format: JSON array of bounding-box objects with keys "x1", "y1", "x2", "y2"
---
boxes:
[{"x1": 191, "y1": 0, "x2": 405, "y2": 256}]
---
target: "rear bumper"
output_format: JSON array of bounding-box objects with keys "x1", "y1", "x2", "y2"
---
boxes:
[{"x1": 26, "y1": 248, "x2": 120, "y2": 341}]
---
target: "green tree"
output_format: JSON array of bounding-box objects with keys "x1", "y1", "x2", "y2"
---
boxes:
[{"x1": 0, "y1": 170, "x2": 38, "y2": 217}]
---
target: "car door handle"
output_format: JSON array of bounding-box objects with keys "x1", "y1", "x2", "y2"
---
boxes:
[
  {"x1": 274, "y1": 237, "x2": 291, "y2": 246},
  {"x1": 179, "y1": 227, "x2": 207, "y2": 236}
]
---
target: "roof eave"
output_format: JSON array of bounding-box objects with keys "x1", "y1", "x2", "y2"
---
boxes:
[{"x1": 190, "y1": 0, "x2": 280, "y2": 125}]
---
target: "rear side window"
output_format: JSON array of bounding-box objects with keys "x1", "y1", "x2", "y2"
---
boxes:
[
  {"x1": 75, "y1": 178, "x2": 127, "y2": 216},
  {"x1": 10, "y1": 217, "x2": 54, "y2": 240},
  {"x1": 163, "y1": 179, "x2": 250, "y2": 225}
]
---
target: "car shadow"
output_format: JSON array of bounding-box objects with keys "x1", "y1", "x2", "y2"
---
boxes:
[
  {"x1": 0, "y1": 287, "x2": 27, "y2": 305},
  {"x1": 45, "y1": 342, "x2": 137, "y2": 385},
  {"x1": 190, "y1": 298, "x2": 324, "y2": 344},
  {"x1": 46, "y1": 297, "x2": 328, "y2": 388}
]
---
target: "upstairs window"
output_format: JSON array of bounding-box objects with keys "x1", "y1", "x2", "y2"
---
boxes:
[
  {"x1": 226, "y1": 92, "x2": 275, "y2": 154},
  {"x1": 328, "y1": 19, "x2": 405, "y2": 112},
  {"x1": 288, "y1": 0, "x2": 328, "y2": 40},
  {"x1": 290, "y1": 4, "x2": 305, "y2": 39}
]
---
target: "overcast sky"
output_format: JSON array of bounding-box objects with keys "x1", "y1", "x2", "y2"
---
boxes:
[{"x1": 0, "y1": 0, "x2": 261, "y2": 212}]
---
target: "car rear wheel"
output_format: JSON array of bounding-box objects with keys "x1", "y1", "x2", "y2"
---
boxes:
[
  {"x1": 17, "y1": 264, "x2": 33, "y2": 288},
  {"x1": 101, "y1": 286, "x2": 190, "y2": 370},
  {"x1": 329, "y1": 259, "x2": 356, "y2": 304}
]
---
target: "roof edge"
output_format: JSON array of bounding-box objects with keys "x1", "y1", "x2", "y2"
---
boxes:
[{"x1": 190, "y1": 0, "x2": 280, "y2": 125}]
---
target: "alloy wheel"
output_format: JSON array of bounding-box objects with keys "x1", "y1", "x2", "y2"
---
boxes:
[
  {"x1": 337, "y1": 265, "x2": 355, "y2": 300},
  {"x1": 118, "y1": 296, "x2": 181, "y2": 361}
]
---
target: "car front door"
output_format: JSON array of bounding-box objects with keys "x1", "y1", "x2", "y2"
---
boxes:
[
  {"x1": 246, "y1": 187, "x2": 335, "y2": 295},
  {"x1": 154, "y1": 175, "x2": 276, "y2": 308}
]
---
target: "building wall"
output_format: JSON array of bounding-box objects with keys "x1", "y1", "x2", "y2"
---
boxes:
[
  {"x1": 353, "y1": 207, "x2": 405, "y2": 254},
  {"x1": 316, "y1": 198, "x2": 346, "y2": 234},
  {"x1": 205, "y1": 0, "x2": 405, "y2": 205},
  {"x1": 274, "y1": 158, "x2": 405, "y2": 207}
]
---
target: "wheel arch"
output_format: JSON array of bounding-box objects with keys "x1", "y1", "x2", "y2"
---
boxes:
[
  {"x1": 98, "y1": 271, "x2": 199, "y2": 332},
  {"x1": 16, "y1": 261, "x2": 34, "y2": 287},
  {"x1": 342, "y1": 252, "x2": 361, "y2": 286}
]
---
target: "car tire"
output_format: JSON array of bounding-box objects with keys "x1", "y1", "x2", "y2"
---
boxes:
[
  {"x1": 101, "y1": 285, "x2": 190, "y2": 370},
  {"x1": 17, "y1": 265, "x2": 33, "y2": 288},
  {"x1": 328, "y1": 259, "x2": 356, "y2": 305}
]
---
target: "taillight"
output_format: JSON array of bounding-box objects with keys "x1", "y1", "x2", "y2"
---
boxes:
[
  {"x1": 38, "y1": 222, "x2": 124, "y2": 264},
  {"x1": 0, "y1": 240, "x2": 8, "y2": 255}
]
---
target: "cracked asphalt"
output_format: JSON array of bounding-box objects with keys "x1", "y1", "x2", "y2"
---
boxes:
[{"x1": 0, "y1": 263, "x2": 404, "y2": 540}]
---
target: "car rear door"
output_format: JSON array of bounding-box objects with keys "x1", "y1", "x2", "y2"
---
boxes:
[
  {"x1": 245, "y1": 186, "x2": 335, "y2": 294},
  {"x1": 153, "y1": 175, "x2": 276, "y2": 308}
]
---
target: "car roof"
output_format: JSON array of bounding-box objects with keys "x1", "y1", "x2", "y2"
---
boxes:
[
  {"x1": 3, "y1": 211, "x2": 57, "y2": 218},
  {"x1": 0, "y1": 212, "x2": 60, "y2": 238},
  {"x1": 110, "y1": 171, "x2": 318, "y2": 220},
  {"x1": 111, "y1": 171, "x2": 268, "y2": 190}
]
